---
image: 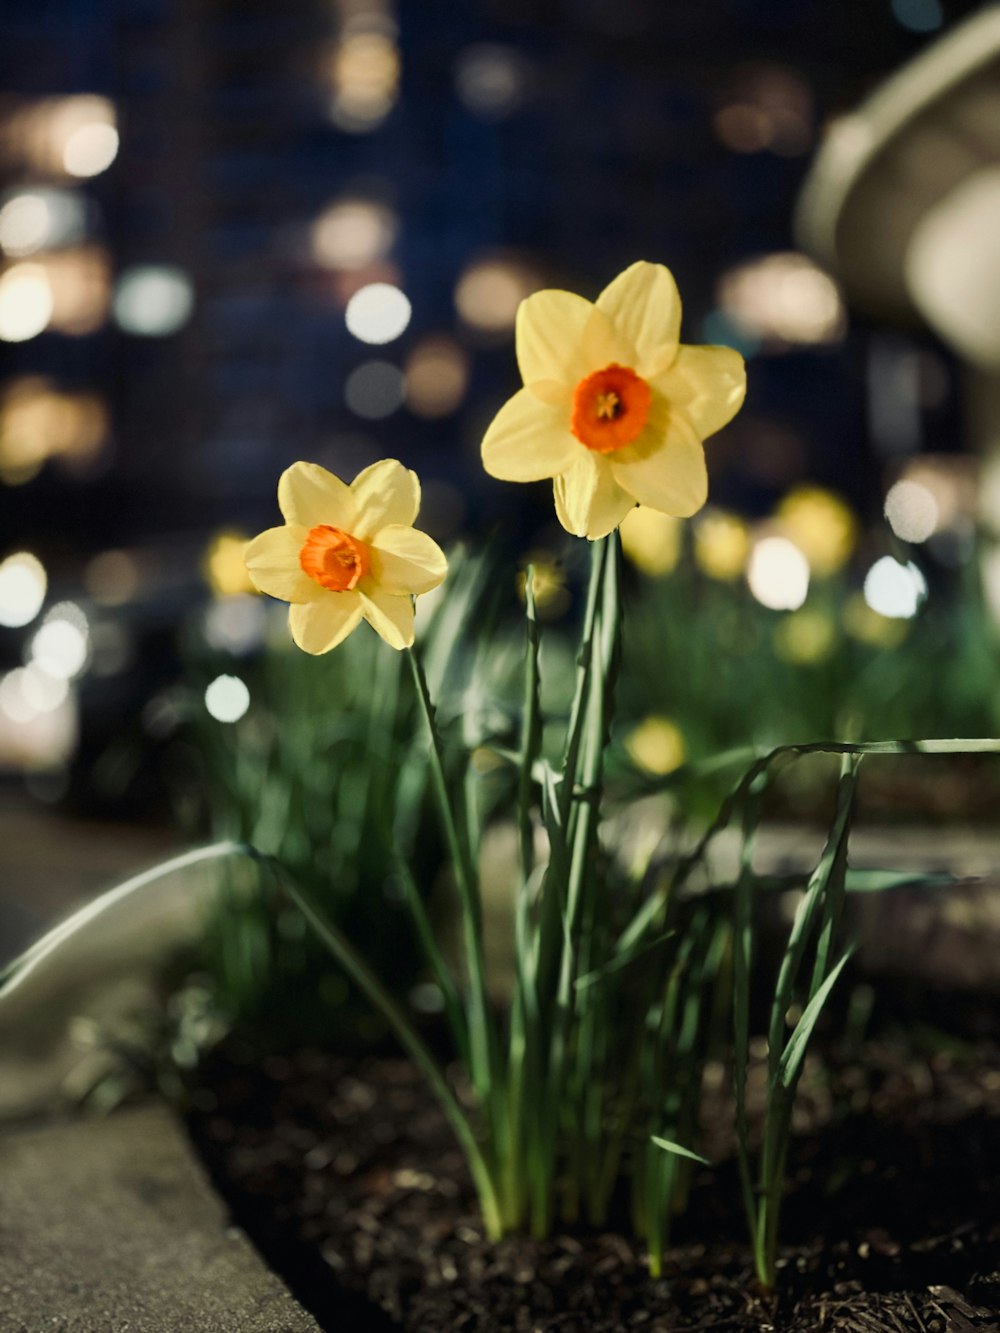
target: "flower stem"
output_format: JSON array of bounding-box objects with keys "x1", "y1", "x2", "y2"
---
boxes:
[{"x1": 405, "y1": 646, "x2": 496, "y2": 1106}]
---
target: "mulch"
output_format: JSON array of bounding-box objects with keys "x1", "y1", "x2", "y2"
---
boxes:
[{"x1": 186, "y1": 1018, "x2": 1000, "y2": 1332}]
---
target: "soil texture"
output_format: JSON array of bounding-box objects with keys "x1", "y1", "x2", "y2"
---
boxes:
[{"x1": 187, "y1": 1028, "x2": 1000, "y2": 1332}]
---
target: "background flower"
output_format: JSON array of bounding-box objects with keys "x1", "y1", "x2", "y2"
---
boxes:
[
  {"x1": 246, "y1": 459, "x2": 446, "y2": 653},
  {"x1": 482, "y1": 261, "x2": 746, "y2": 540}
]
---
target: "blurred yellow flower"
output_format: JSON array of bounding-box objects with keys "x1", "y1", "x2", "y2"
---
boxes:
[
  {"x1": 625, "y1": 715, "x2": 686, "y2": 776},
  {"x1": 245, "y1": 460, "x2": 447, "y2": 653},
  {"x1": 777, "y1": 486, "x2": 856, "y2": 576},
  {"x1": 620, "y1": 507, "x2": 681, "y2": 577},
  {"x1": 204, "y1": 530, "x2": 255, "y2": 598},
  {"x1": 517, "y1": 553, "x2": 570, "y2": 619},
  {"x1": 693, "y1": 509, "x2": 749, "y2": 580},
  {"x1": 773, "y1": 608, "x2": 836, "y2": 665},
  {"x1": 481, "y1": 261, "x2": 746, "y2": 540},
  {"x1": 842, "y1": 592, "x2": 908, "y2": 648}
]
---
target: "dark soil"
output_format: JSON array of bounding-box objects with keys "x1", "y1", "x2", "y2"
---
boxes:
[{"x1": 187, "y1": 1030, "x2": 1000, "y2": 1332}]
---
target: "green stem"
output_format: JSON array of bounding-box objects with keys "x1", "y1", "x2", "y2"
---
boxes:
[
  {"x1": 275, "y1": 858, "x2": 504, "y2": 1238},
  {"x1": 405, "y1": 647, "x2": 496, "y2": 1105}
]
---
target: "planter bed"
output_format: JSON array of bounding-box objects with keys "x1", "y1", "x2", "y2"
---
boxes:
[{"x1": 187, "y1": 1011, "x2": 1000, "y2": 1333}]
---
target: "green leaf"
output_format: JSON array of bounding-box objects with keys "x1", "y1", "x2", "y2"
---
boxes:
[
  {"x1": 775, "y1": 948, "x2": 854, "y2": 1092},
  {"x1": 650, "y1": 1135, "x2": 711, "y2": 1167}
]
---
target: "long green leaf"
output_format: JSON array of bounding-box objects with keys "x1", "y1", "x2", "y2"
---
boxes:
[
  {"x1": 650, "y1": 1135, "x2": 711, "y2": 1167},
  {"x1": 775, "y1": 948, "x2": 854, "y2": 1092}
]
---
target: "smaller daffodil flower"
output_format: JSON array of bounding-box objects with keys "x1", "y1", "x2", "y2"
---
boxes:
[
  {"x1": 481, "y1": 261, "x2": 746, "y2": 540},
  {"x1": 245, "y1": 459, "x2": 447, "y2": 653}
]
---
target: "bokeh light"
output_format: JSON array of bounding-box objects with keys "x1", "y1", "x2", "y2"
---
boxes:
[
  {"x1": 113, "y1": 265, "x2": 194, "y2": 336},
  {"x1": 777, "y1": 486, "x2": 857, "y2": 575},
  {"x1": 404, "y1": 337, "x2": 469, "y2": 418},
  {"x1": 0, "y1": 264, "x2": 53, "y2": 342},
  {"x1": 625, "y1": 716, "x2": 686, "y2": 777},
  {"x1": 30, "y1": 603, "x2": 90, "y2": 680},
  {"x1": 311, "y1": 198, "x2": 397, "y2": 271},
  {"x1": 344, "y1": 360, "x2": 404, "y2": 419},
  {"x1": 204, "y1": 674, "x2": 251, "y2": 723},
  {"x1": 891, "y1": 0, "x2": 944, "y2": 33},
  {"x1": 747, "y1": 536, "x2": 810, "y2": 611},
  {"x1": 620, "y1": 507, "x2": 681, "y2": 577},
  {"x1": 455, "y1": 258, "x2": 536, "y2": 334},
  {"x1": 204, "y1": 531, "x2": 255, "y2": 598},
  {"x1": 863, "y1": 557, "x2": 927, "y2": 619},
  {"x1": 713, "y1": 64, "x2": 813, "y2": 157},
  {"x1": 63, "y1": 121, "x2": 119, "y2": 178},
  {"x1": 884, "y1": 479, "x2": 939, "y2": 543},
  {"x1": 328, "y1": 31, "x2": 400, "y2": 132},
  {"x1": 454, "y1": 44, "x2": 528, "y2": 120},
  {"x1": 345, "y1": 281, "x2": 411, "y2": 344},
  {"x1": 693, "y1": 510, "x2": 750, "y2": 581},
  {"x1": 0, "y1": 552, "x2": 47, "y2": 628},
  {"x1": 0, "y1": 378, "x2": 109, "y2": 485},
  {"x1": 718, "y1": 253, "x2": 845, "y2": 348}
]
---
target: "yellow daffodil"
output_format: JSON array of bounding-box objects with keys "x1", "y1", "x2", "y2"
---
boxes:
[
  {"x1": 481, "y1": 261, "x2": 746, "y2": 540},
  {"x1": 203, "y1": 530, "x2": 255, "y2": 598},
  {"x1": 620, "y1": 507, "x2": 681, "y2": 577},
  {"x1": 693, "y1": 509, "x2": 750, "y2": 581},
  {"x1": 245, "y1": 459, "x2": 447, "y2": 653},
  {"x1": 777, "y1": 486, "x2": 856, "y2": 576},
  {"x1": 625, "y1": 715, "x2": 686, "y2": 776},
  {"x1": 773, "y1": 608, "x2": 836, "y2": 665}
]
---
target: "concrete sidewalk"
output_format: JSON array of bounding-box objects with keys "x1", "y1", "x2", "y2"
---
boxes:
[{"x1": 0, "y1": 1103, "x2": 321, "y2": 1333}]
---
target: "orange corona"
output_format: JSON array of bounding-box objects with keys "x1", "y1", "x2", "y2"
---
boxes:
[
  {"x1": 570, "y1": 363, "x2": 651, "y2": 454},
  {"x1": 299, "y1": 524, "x2": 371, "y2": 591}
]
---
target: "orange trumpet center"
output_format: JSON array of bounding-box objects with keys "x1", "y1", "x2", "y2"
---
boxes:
[
  {"x1": 299, "y1": 525, "x2": 370, "y2": 592},
  {"x1": 570, "y1": 363, "x2": 651, "y2": 454}
]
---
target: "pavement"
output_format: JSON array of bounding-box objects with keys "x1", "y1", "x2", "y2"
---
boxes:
[{"x1": 0, "y1": 1102, "x2": 322, "y2": 1333}]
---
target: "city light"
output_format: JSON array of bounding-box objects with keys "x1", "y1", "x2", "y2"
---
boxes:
[
  {"x1": 746, "y1": 536, "x2": 810, "y2": 611},
  {"x1": 63, "y1": 122, "x2": 119, "y2": 178},
  {"x1": 884, "y1": 479, "x2": 939, "y2": 543},
  {"x1": 455, "y1": 258, "x2": 536, "y2": 334},
  {"x1": 345, "y1": 281, "x2": 411, "y2": 344},
  {"x1": 718, "y1": 252, "x2": 845, "y2": 348},
  {"x1": 0, "y1": 189, "x2": 87, "y2": 258},
  {"x1": 404, "y1": 337, "x2": 469, "y2": 418},
  {"x1": 454, "y1": 44, "x2": 528, "y2": 119},
  {"x1": 863, "y1": 557, "x2": 927, "y2": 620},
  {"x1": 311, "y1": 199, "x2": 397, "y2": 271},
  {"x1": 204, "y1": 674, "x2": 251, "y2": 724},
  {"x1": 30, "y1": 603, "x2": 89, "y2": 680},
  {"x1": 344, "y1": 360, "x2": 404, "y2": 419},
  {"x1": 0, "y1": 264, "x2": 53, "y2": 342},
  {"x1": 113, "y1": 265, "x2": 194, "y2": 336},
  {"x1": 0, "y1": 552, "x2": 47, "y2": 627}
]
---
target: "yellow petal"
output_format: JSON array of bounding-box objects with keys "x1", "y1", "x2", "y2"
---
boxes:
[
  {"x1": 245, "y1": 525, "x2": 321, "y2": 604},
  {"x1": 369, "y1": 525, "x2": 448, "y2": 594},
  {"x1": 289, "y1": 592, "x2": 363, "y2": 653},
  {"x1": 661, "y1": 345, "x2": 746, "y2": 441},
  {"x1": 360, "y1": 587, "x2": 415, "y2": 649},
  {"x1": 596, "y1": 261, "x2": 682, "y2": 379},
  {"x1": 516, "y1": 289, "x2": 595, "y2": 389},
  {"x1": 351, "y1": 460, "x2": 420, "y2": 538},
  {"x1": 278, "y1": 462, "x2": 357, "y2": 530},
  {"x1": 481, "y1": 388, "x2": 578, "y2": 482},
  {"x1": 553, "y1": 453, "x2": 635, "y2": 539},
  {"x1": 611, "y1": 403, "x2": 707, "y2": 518}
]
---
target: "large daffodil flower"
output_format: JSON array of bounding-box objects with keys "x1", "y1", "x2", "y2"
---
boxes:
[
  {"x1": 245, "y1": 459, "x2": 447, "y2": 653},
  {"x1": 481, "y1": 261, "x2": 747, "y2": 539}
]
